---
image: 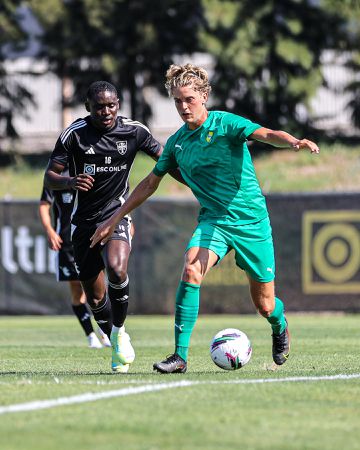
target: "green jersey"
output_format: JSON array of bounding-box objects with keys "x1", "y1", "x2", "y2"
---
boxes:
[{"x1": 153, "y1": 110, "x2": 268, "y2": 224}]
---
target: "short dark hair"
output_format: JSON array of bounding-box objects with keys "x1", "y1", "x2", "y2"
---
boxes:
[{"x1": 86, "y1": 81, "x2": 118, "y2": 100}]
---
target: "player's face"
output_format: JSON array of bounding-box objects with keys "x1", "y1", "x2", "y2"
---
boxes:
[
  {"x1": 172, "y1": 85, "x2": 208, "y2": 130},
  {"x1": 87, "y1": 90, "x2": 119, "y2": 131}
]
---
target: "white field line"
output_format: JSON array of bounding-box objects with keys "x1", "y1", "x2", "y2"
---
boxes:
[{"x1": 0, "y1": 373, "x2": 359, "y2": 416}]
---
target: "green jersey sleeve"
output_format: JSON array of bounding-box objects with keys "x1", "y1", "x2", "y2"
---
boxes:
[{"x1": 222, "y1": 112, "x2": 262, "y2": 142}]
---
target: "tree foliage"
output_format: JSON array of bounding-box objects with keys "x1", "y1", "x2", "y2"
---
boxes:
[
  {"x1": 322, "y1": 0, "x2": 360, "y2": 130},
  {"x1": 3, "y1": 0, "x2": 359, "y2": 140},
  {"x1": 0, "y1": 0, "x2": 34, "y2": 139},
  {"x1": 200, "y1": 0, "x2": 354, "y2": 136},
  {"x1": 27, "y1": 0, "x2": 204, "y2": 123}
]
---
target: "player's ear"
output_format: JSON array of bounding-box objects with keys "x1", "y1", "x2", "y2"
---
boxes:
[{"x1": 85, "y1": 101, "x2": 90, "y2": 112}]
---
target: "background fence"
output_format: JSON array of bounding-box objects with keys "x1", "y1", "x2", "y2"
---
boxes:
[{"x1": 0, "y1": 193, "x2": 359, "y2": 315}]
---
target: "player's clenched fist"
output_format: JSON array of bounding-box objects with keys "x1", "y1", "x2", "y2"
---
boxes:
[{"x1": 68, "y1": 173, "x2": 94, "y2": 191}]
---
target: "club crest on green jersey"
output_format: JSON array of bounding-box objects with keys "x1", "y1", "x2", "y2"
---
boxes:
[{"x1": 205, "y1": 131, "x2": 214, "y2": 143}]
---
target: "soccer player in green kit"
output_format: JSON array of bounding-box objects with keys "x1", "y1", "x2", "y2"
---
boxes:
[{"x1": 90, "y1": 63, "x2": 320, "y2": 373}]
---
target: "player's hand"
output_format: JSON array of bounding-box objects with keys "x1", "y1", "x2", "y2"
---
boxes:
[
  {"x1": 293, "y1": 139, "x2": 320, "y2": 154},
  {"x1": 47, "y1": 230, "x2": 63, "y2": 251},
  {"x1": 68, "y1": 174, "x2": 94, "y2": 191},
  {"x1": 90, "y1": 219, "x2": 116, "y2": 248}
]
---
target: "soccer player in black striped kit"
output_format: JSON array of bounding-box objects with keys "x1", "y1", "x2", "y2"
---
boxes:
[
  {"x1": 45, "y1": 81, "x2": 168, "y2": 373},
  {"x1": 39, "y1": 174, "x2": 111, "y2": 349}
]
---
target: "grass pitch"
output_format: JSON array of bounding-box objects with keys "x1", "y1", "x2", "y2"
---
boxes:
[{"x1": 0, "y1": 314, "x2": 359, "y2": 450}]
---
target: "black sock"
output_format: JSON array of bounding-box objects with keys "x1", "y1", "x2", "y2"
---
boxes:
[
  {"x1": 90, "y1": 295, "x2": 113, "y2": 338},
  {"x1": 108, "y1": 276, "x2": 129, "y2": 328},
  {"x1": 72, "y1": 304, "x2": 94, "y2": 336}
]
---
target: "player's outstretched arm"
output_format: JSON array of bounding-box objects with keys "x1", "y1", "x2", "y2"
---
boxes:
[
  {"x1": 90, "y1": 171, "x2": 162, "y2": 247},
  {"x1": 250, "y1": 127, "x2": 320, "y2": 154}
]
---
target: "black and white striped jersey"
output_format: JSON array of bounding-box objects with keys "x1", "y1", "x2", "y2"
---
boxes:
[{"x1": 49, "y1": 115, "x2": 161, "y2": 227}]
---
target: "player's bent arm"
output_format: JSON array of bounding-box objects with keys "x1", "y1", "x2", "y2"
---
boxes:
[
  {"x1": 44, "y1": 160, "x2": 95, "y2": 191},
  {"x1": 90, "y1": 171, "x2": 162, "y2": 247},
  {"x1": 44, "y1": 161, "x2": 71, "y2": 190},
  {"x1": 153, "y1": 147, "x2": 186, "y2": 186},
  {"x1": 250, "y1": 127, "x2": 319, "y2": 154}
]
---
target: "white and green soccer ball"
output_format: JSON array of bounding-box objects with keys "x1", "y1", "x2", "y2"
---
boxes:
[{"x1": 210, "y1": 328, "x2": 252, "y2": 370}]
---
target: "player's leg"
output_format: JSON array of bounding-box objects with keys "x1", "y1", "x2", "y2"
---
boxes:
[
  {"x1": 56, "y1": 247, "x2": 102, "y2": 347},
  {"x1": 232, "y1": 217, "x2": 289, "y2": 365},
  {"x1": 176, "y1": 246, "x2": 218, "y2": 358},
  {"x1": 81, "y1": 271, "x2": 113, "y2": 339},
  {"x1": 103, "y1": 219, "x2": 135, "y2": 372},
  {"x1": 103, "y1": 217, "x2": 134, "y2": 331},
  {"x1": 72, "y1": 225, "x2": 113, "y2": 339},
  {"x1": 69, "y1": 280, "x2": 102, "y2": 348},
  {"x1": 103, "y1": 239, "x2": 131, "y2": 330},
  {"x1": 154, "y1": 246, "x2": 218, "y2": 373},
  {"x1": 248, "y1": 277, "x2": 289, "y2": 365}
]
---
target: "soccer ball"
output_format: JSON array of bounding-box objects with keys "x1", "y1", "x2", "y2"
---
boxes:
[{"x1": 210, "y1": 328, "x2": 252, "y2": 370}]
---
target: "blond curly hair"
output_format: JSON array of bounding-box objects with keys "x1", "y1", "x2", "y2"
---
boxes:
[{"x1": 165, "y1": 63, "x2": 212, "y2": 97}]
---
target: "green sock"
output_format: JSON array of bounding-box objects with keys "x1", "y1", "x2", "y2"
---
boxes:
[
  {"x1": 267, "y1": 297, "x2": 286, "y2": 335},
  {"x1": 174, "y1": 280, "x2": 200, "y2": 361}
]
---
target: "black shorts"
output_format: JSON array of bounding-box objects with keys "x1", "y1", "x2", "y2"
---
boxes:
[
  {"x1": 55, "y1": 248, "x2": 79, "y2": 282},
  {"x1": 71, "y1": 216, "x2": 132, "y2": 281}
]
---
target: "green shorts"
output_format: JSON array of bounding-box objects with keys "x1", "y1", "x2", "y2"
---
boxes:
[{"x1": 186, "y1": 217, "x2": 275, "y2": 282}]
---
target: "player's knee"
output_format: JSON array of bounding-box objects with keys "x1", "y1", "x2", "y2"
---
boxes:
[
  {"x1": 257, "y1": 300, "x2": 274, "y2": 318},
  {"x1": 86, "y1": 295, "x2": 104, "y2": 309},
  {"x1": 82, "y1": 284, "x2": 106, "y2": 309},
  {"x1": 107, "y1": 264, "x2": 127, "y2": 283},
  {"x1": 251, "y1": 291, "x2": 274, "y2": 317},
  {"x1": 258, "y1": 307, "x2": 272, "y2": 318},
  {"x1": 71, "y1": 298, "x2": 83, "y2": 306},
  {"x1": 182, "y1": 264, "x2": 203, "y2": 284}
]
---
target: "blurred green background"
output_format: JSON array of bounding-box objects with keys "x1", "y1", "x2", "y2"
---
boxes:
[
  {"x1": 1, "y1": 144, "x2": 360, "y2": 199},
  {"x1": 1, "y1": 0, "x2": 360, "y2": 199}
]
